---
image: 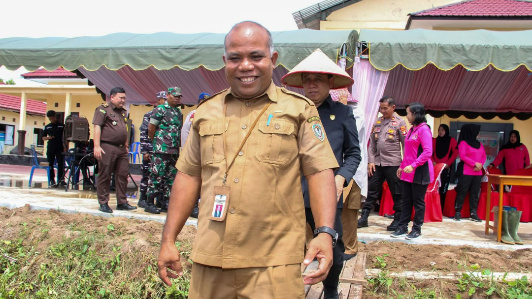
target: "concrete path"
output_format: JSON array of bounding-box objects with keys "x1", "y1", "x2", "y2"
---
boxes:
[{"x1": 1, "y1": 164, "x2": 531, "y2": 250}]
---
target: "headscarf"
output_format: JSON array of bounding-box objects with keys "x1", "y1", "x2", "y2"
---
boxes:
[
  {"x1": 435, "y1": 124, "x2": 451, "y2": 159},
  {"x1": 500, "y1": 130, "x2": 522, "y2": 150},
  {"x1": 458, "y1": 124, "x2": 481, "y2": 149}
]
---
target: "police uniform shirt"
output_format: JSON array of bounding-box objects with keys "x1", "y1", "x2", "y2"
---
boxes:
[
  {"x1": 302, "y1": 95, "x2": 361, "y2": 209},
  {"x1": 368, "y1": 112, "x2": 406, "y2": 166},
  {"x1": 176, "y1": 82, "x2": 339, "y2": 269},
  {"x1": 92, "y1": 102, "x2": 128, "y2": 146},
  {"x1": 43, "y1": 122, "x2": 64, "y2": 151}
]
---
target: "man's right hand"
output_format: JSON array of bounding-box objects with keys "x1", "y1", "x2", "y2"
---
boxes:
[
  {"x1": 143, "y1": 153, "x2": 150, "y2": 161},
  {"x1": 368, "y1": 163, "x2": 376, "y2": 176},
  {"x1": 158, "y1": 242, "x2": 183, "y2": 286},
  {"x1": 93, "y1": 146, "x2": 105, "y2": 160}
]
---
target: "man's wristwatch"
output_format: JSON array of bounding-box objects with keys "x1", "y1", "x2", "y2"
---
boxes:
[{"x1": 313, "y1": 226, "x2": 338, "y2": 248}]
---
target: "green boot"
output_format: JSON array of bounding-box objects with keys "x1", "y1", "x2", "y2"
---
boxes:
[
  {"x1": 508, "y1": 210, "x2": 524, "y2": 245},
  {"x1": 501, "y1": 210, "x2": 515, "y2": 245}
]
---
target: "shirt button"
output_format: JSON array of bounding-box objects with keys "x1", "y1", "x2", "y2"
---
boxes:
[
  {"x1": 234, "y1": 178, "x2": 239, "y2": 183},
  {"x1": 238, "y1": 151, "x2": 244, "y2": 156},
  {"x1": 275, "y1": 124, "x2": 280, "y2": 130},
  {"x1": 229, "y1": 208, "x2": 235, "y2": 214},
  {"x1": 241, "y1": 124, "x2": 247, "y2": 130},
  {"x1": 245, "y1": 102, "x2": 251, "y2": 107}
]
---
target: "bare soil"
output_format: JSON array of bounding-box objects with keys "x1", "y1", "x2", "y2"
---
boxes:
[{"x1": 2, "y1": 205, "x2": 531, "y2": 298}]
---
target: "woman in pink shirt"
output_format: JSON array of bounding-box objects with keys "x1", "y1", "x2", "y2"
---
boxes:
[
  {"x1": 489, "y1": 130, "x2": 530, "y2": 175},
  {"x1": 454, "y1": 124, "x2": 486, "y2": 222},
  {"x1": 391, "y1": 102, "x2": 433, "y2": 240},
  {"x1": 432, "y1": 124, "x2": 458, "y2": 209}
]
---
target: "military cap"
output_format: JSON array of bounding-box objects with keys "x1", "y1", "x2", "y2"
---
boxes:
[
  {"x1": 168, "y1": 87, "x2": 182, "y2": 96},
  {"x1": 156, "y1": 91, "x2": 167, "y2": 99}
]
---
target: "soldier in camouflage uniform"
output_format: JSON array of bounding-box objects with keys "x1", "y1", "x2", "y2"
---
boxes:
[
  {"x1": 146, "y1": 87, "x2": 183, "y2": 213},
  {"x1": 137, "y1": 91, "x2": 167, "y2": 209}
]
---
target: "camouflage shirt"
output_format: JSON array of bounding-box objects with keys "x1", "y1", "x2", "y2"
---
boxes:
[
  {"x1": 140, "y1": 109, "x2": 155, "y2": 153},
  {"x1": 150, "y1": 103, "x2": 182, "y2": 154}
]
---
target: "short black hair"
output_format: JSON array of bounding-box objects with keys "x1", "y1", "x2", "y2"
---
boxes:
[
  {"x1": 46, "y1": 110, "x2": 56, "y2": 117},
  {"x1": 379, "y1": 96, "x2": 395, "y2": 106},
  {"x1": 110, "y1": 87, "x2": 126, "y2": 97},
  {"x1": 406, "y1": 102, "x2": 427, "y2": 126}
]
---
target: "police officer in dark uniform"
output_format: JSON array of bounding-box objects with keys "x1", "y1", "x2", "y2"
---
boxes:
[
  {"x1": 137, "y1": 91, "x2": 167, "y2": 208},
  {"x1": 42, "y1": 110, "x2": 66, "y2": 187},
  {"x1": 92, "y1": 87, "x2": 137, "y2": 213},
  {"x1": 282, "y1": 49, "x2": 361, "y2": 299}
]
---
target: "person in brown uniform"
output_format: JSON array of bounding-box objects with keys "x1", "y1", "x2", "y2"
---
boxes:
[
  {"x1": 358, "y1": 96, "x2": 406, "y2": 230},
  {"x1": 92, "y1": 87, "x2": 137, "y2": 213},
  {"x1": 157, "y1": 21, "x2": 339, "y2": 299}
]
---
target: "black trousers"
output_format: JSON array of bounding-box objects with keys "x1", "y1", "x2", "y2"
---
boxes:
[
  {"x1": 364, "y1": 165, "x2": 402, "y2": 213},
  {"x1": 47, "y1": 149, "x2": 64, "y2": 183},
  {"x1": 398, "y1": 181, "x2": 428, "y2": 232},
  {"x1": 438, "y1": 167, "x2": 451, "y2": 209},
  {"x1": 454, "y1": 174, "x2": 482, "y2": 215},
  {"x1": 305, "y1": 208, "x2": 344, "y2": 290}
]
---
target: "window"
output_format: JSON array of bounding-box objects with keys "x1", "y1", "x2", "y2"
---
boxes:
[
  {"x1": 0, "y1": 124, "x2": 15, "y2": 145},
  {"x1": 34, "y1": 128, "x2": 44, "y2": 146}
]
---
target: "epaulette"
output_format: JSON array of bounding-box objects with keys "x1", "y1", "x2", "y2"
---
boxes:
[
  {"x1": 197, "y1": 89, "x2": 228, "y2": 107},
  {"x1": 280, "y1": 87, "x2": 314, "y2": 106},
  {"x1": 101, "y1": 102, "x2": 109, "y2": 107}
]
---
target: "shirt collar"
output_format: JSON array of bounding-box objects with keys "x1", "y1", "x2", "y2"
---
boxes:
[
  {"x1": 319, "y1": 95, "x2": 334, "y2": 109},
  {"x1": 108, "y1": 102, "x2": 124, "y2": 111}
]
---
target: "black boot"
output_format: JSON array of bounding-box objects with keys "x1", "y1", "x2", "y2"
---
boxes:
[
  {"x1": 160, "y1": 197, "x2": 169, "y2": 213},
  {"x1": 155, "y1": 195, "x2": 162, "y2": 209},
  {"x1": 387, "y1": 211, "x2": 401, "y2": 231},
  {"x1": 137, "y1": 192, "x2": 147, "y2": 208},
  {"x1": 144, "y1": 195, "x2": 161, "y2": 214},
  {"x1": 190, "y1": 201, "x2": 199, "y2": 218},
  {"x1": 358, "y1": 208, "x2": 370, "y2": 228}
]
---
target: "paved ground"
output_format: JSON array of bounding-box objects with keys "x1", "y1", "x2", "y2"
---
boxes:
[{"x1": 1, "y1": 164, "x2": 531, "y2": 250}]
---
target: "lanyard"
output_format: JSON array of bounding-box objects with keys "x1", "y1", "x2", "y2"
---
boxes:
[{"x1": 222, "y1": 101, "x2": 272, "y2": 185}]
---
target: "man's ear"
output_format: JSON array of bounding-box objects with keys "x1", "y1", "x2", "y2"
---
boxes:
[
  {"x1": 329, "y1": 77, "x2": 334, "y2": 89},
  {"x1": 271, "y1": 51, "x2": 279, "y2": 65}
]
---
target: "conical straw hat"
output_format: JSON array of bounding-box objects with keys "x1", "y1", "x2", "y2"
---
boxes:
[{"x1": 281, "y1": 48, "x2": 353, "y2": 89}]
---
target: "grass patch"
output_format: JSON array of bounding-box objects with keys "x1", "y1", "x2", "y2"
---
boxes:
[{"x1": 0, "y1": 215, "x2": 191, "y2": 298}]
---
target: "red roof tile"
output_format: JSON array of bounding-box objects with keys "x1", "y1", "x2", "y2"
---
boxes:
[
  {"x1": 22, "y1": 67, "x2": 78, "y2": 78},
  {"x1": 0, "y1": 93, "x2": 46, "y2": 115},
  {"x1": 413, "y1": 0, "x2": 532, "y2": 17}
]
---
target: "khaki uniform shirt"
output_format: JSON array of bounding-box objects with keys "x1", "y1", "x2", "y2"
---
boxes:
[
  {"x1": 368, "y1": 112, "x2": 406, "y2": 166},
  {"x1": 176, "y1": 82, "x2": 338, "y2": 269},
  {"x1": 92, "y1": 102, "x2": 128, "y2": 146}
]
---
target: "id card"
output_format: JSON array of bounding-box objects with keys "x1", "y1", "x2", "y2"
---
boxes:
[{"x1": 209, "y1": 185, "x2": 230, "y2": 222}]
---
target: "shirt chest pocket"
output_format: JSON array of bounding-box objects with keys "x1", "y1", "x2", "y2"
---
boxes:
[
  {"x1": 256, "y1": 120, "x2": 296, "y2": 165},
  {"x1": 199, "y1": 121, "x2": 226, "y2": 165}
]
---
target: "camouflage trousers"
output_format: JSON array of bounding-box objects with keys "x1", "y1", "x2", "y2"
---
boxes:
[
  {"x1": 140, "y1": 155, "x2": 151, "y2": 194},
  {"x1": 147, "y1": 153, "x2": 178, "y2": 201}
]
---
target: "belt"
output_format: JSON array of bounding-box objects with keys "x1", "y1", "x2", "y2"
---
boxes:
[{"x1": 101, "y1": 141, "x2": 125, "y2": 147}]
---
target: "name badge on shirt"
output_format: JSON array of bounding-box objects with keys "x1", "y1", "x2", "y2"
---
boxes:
[
  {"x1": 374, "y1": 127, "x2": 381, "y2": 133},
  {"x1": 210, "y1": 185, "x2": 230, "y2": 222}
]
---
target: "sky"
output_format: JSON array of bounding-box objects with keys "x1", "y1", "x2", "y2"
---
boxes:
[
  {"x1": 1, "y1": 0, "x2": 318, "y2": 38},
  {"x1": 0, "y1": 0, "x2": 320, "y2": 83}
]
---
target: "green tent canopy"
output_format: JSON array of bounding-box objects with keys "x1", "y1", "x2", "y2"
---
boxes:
[
  {"x1": 358, "y1": 29, "x2": 532, "y2": 72},
  {"x1": 0, "y1": 29, "x2": 358, "y2": 72}
]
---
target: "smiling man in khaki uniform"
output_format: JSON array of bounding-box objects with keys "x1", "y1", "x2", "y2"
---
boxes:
[{"x1": 157, "y1": 21, "x2": 339, "y2": 298}]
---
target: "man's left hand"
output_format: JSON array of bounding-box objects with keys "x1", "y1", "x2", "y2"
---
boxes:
[
  {"x1": 334, "y1": 175, "x2": 345, "y2": 202},
  {"x1": 302, "y1": 233, "x2": 333, "y2": 285}
]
